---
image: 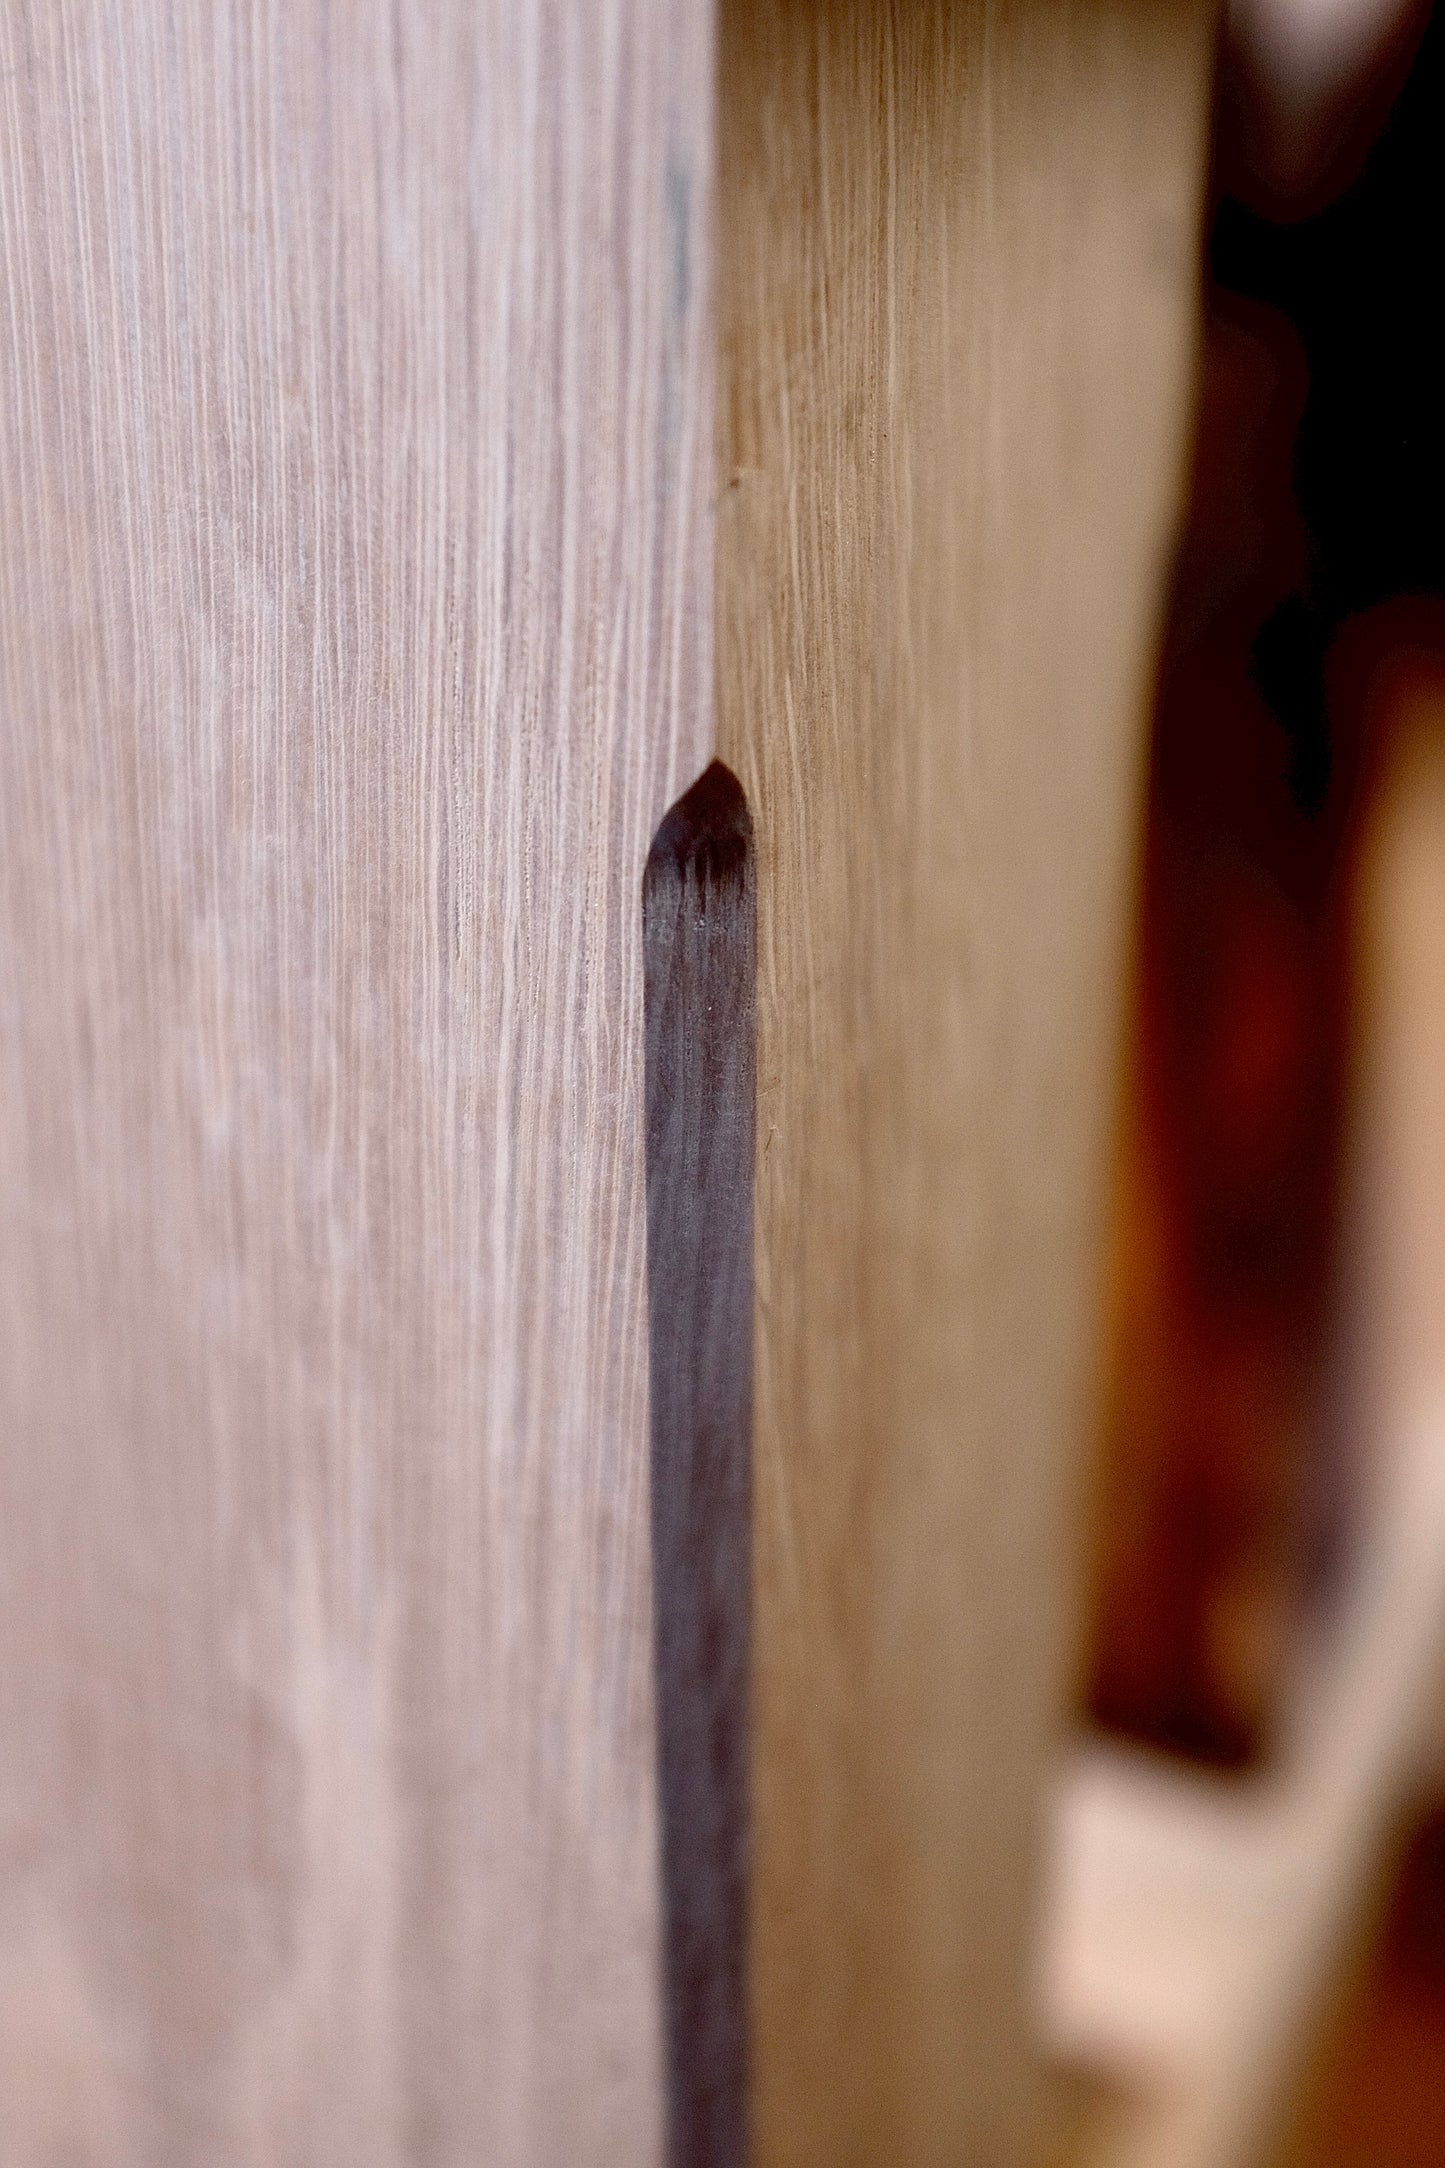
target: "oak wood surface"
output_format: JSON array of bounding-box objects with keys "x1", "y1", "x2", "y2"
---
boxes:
[
  {"x1": 0, "y1": 0, "x2": 1222, "y2": 2157},
  {"x1": 0, "y1": 2, "x2": 711, "y2": 2160},
  {"x1": 715, "y1": 2, "x2": 1216, "y2": 2161}
]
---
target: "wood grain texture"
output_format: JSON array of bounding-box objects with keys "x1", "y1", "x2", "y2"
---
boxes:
[
  {"x1": 715, "y1": 2, "x2": 1216, "y2": 2162},
  {"x1": 644, "y1": 760, "x2": 755, "y2": 2168},
  {"x1": 0, "y1": 2, "x2": 711, "y2": 2160}
]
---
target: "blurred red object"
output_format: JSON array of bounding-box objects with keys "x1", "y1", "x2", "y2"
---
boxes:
[{"x1": 1086, "y1": 294, "x2": 1359, "y2": 1763}]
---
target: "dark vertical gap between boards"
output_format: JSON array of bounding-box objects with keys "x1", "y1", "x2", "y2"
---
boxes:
[{"x1": 643, "y1": 759, "x2": 756, "y2": 2168}]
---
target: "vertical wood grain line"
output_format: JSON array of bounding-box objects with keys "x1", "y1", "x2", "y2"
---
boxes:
[{"x1": 643, "y1": 760, "x2": 757, "y2": 2168}]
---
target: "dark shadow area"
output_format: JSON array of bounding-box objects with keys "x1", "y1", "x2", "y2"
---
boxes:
[{"x1": 1087, "y1": 3, "x2": 1445, "y2": 1765}]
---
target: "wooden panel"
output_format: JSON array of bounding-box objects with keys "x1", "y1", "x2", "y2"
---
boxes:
[
  {"x1": 715, "y1": 2, "x2": 1215, "y2": 2161},
  {"x1": 0, "y1": 2, "x2": 711, "y2": 2159}
]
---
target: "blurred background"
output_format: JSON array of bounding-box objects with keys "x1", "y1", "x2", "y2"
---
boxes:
[{"x1": 1041, "y1": 2, "x2": 1445, "y2": 2162}]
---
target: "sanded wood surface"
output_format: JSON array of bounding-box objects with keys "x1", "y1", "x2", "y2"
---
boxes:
[
  {"x1": 0, "y1": 2, "x2": 711, "y2": 2160},
  {"x1": 715, "y1": 2, "x2": 1216, "y2": 2161}
]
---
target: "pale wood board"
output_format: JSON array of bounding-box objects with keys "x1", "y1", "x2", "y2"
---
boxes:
[
  {"x1": 0, "y1": 2, "x2": 712, "y2": 2159},
  {"x1": 715, "y1": 2, "x2": 1216, "y2": 2161}
]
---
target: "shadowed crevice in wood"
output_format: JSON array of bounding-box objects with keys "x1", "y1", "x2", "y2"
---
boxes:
[{"x1": 643, "y1": 760, "x2": 756, "y2": 2168}]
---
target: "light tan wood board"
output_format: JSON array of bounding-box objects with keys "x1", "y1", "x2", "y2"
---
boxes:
[
  {"x1": 715, "y1": 1, "x2": 1215, "y2": 2161},
  {"x1": 0, "y1": 1, "x2": 711, "y2": 2160}
]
